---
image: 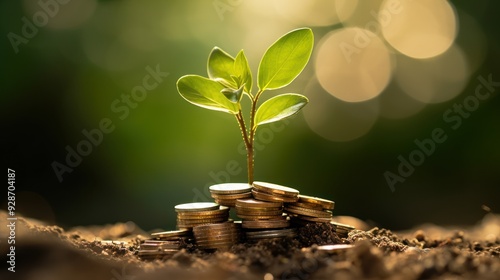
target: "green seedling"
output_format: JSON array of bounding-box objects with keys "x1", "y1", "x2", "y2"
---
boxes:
[{"x1": 176, "y1": 28, "x2": 314, "y2": 184}]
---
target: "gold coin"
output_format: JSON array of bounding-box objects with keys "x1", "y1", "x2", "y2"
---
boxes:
[
  {"x1": 298, "y1": 195, "x2": 335, "y2": 210},
  {"x1": 213, "y1": 199, "x2": 236, "y2": 207},
  {"x1": 195, "y1": 238, "x2": 240, "y2": 244},
  {"x1": 286, "y1": 201, "x2": 324, "y2": 211},
  {"x1": 235, "y1": 198, "x2": 283, "y2": 208},
  {"x1": 177, "y1": 218, "x2": 228, "y2": 225},
  {"x1": 177, "y1": 215, "x2": 228, "y2": 221},
  {"x1": 141, "y1": 241, "x2": 180, "y2": 250},
  {"x1": 193, "y1": 228, "x2": 241, "y2": 236},
  {"x1": 246, "y1": 228, "x2": 296, "y2": 239},
  {"x1": 236, "y1": 214, "x2": 284, "y2": 220},
  {"x1": 177, "y1": 215, "x2": 229, "y2": 221},
  {"x1": 252, "y1": 181, "x2": 299, "y2": 197},
  {"x1": 235, "y1": 205, "x2": 283, "y2": 212},
  {"x1": 284, "y1": 206, "x2": 333, "y2": 218},
  {"x1": 194, "y1": 230, "x2": 241, "y2": 237},
  {"x1": 209, "y1": 183, "x2": 252, "y2": 194},
  {"x1": 176, "y1": 206, "x2": 229, "y2": 216},
  {"x1": 252, "y1": 189, "x2": 298, "y2": 203},
  {"x1": 290, "y1": 215, "x2": 331, "y2": 223},
  {"x1": 330, "y1": 221, "x2": 355, "y2": 231},
  {"x1": 193, "y1": 222, "x2": 240, "y2": 232},
  {"x1": 177, "y1": 213, "x2": 229, "y2": 220},
  {"x1": 177, "y1": 222, "x2": 225, "y2": 228},
  {"x1": 196, "y1": 239, "x2": 239, "y2": 245},
  {"x1": 150, "y1": 229, "x2": 191, "y2": 239},
  {"x1": 235, "y1": 209, "x2": 283, "y2": 216},
  {"x1": 197, "y1": 242, "x2": 235, "y2": 249},
  {"x1": 175, "y1": 202, "x2": 219, "y2": 212},
  {"x1": 196, "y1": 242, "x2": 237, "y2": 249},
  {"x1": 195, "y1": 235, "x2": 241, "y2": 243},
  {"x1": 242, "y1": 219, "x2": 290, "y2": 229},
  {"x1": 211, "y1": 192, "x2": 252, "y2": 200}
]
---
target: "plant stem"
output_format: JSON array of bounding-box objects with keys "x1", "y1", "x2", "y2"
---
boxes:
[
  {"x1": 235, "y1": 111, "x2": 253, "y2": 183},
  {"x1": 247, "y1": 90, "x2": 264, "y2": 184},
  {"x1": 246, "y1": 143, "x2": 254, "y2": 184},
  {"x1": 236, "y1": 89, "x2": 263, "y2": 185}
]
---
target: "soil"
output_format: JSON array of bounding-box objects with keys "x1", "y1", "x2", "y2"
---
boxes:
[{"x1": 1, "y1": 211, "x2": 499, "y2": 280}]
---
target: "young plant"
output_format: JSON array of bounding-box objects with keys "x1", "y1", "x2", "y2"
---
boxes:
[{"x1": 176, "y1": 28, "x2": 314, "y2": 184}]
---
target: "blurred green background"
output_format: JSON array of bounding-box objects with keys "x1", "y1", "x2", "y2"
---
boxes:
[{"x1": 1, "y1": 0, "x2": 499, "y2": 231}]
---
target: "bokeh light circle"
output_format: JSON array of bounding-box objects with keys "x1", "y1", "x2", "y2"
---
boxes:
[
  {"x1": 315, "y1": 27, "x2": 393, "y2": 103},
  {"x1": 380, "y1": 0, "x2": 457, "y2": 59},
  {"x1": 335, "y1": 0, "x2": 359, "y2": 24},
  {"x1": 303, "y1": 78, "x2": 379, "y2": 142},
  {"x1": 395, "y1": 44, "x2": 469, "y2": 104}
]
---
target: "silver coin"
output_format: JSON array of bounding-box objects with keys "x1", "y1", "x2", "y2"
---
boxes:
[
  {"x1": 209, "y1": 183, "x2": 252, "y2": 194},
  {"x1": 174, "y1": 202, "x2": 220, "y2": 212}
]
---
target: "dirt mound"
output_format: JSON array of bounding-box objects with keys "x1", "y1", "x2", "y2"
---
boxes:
[{"x1": 1, "y1": 211, "x2": 499, "y2": 280}]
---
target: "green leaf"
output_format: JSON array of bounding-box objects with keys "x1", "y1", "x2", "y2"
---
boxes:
[
  {"x1": 255, "y1": 93, "x2": 309, "y2": 127},
  {"x1": 177, "y1": 75, "x2": 239, "y2": 114},
  {"x1": 258, "y1": 28, "x2": 314, "y2": 91},
  {"x1": 221, "y1": 85, "x2": 244, "y2": 103},
  {"x1": 207, "y1": 47, "x2": 236, "y2": 88},
  {"x1": 234, "y1": 50, "x2": 253, "y2": 93}
]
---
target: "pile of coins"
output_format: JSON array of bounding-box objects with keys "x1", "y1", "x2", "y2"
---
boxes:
[
  {"x1": 209, "y1": 183, "x2": 252, "y2": 207},
  {"x1": 235, "y1": 182, "x2": 302, "y2": 240},
  {"x1": 193, "y1": 221, "x2": 242, "y2": 250},
  {"x1": 138, "y1": 181, "x2": 356, "y2": 260},
  {"x1": 138, "y1": 229, "x2": 192, "y2": 260},
  {"x1": 175, "y1": 202, "x2": 229, "y2": 229},
  {"x1": 286, "y1": 195, "x2": 335, "y2": 225}
]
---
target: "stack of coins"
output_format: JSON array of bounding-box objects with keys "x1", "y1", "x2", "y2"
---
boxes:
[
  {"x1": 286, "y1": 195, "x2": 334, "y2": 225},
  {"x1": 330, "y1": 221, "x2": 355, "y2": 238},
  {"x1": 245, "y1": 228, "x2": 296, "y2": 241},
  {"x1": 209, "y1": 183, "x2": 252, "y2": 207},
  {"x1": 252, "y1": 181, "x2": 300, "y2": 203},
  {"x1": 235, "y1": 199, "x2": 289, "y2": 229},
  {"x1": 193, "y1": 221, "x2": 242, "y2": 250},
  {"x1": 175, "y1": 202, "x2": 229, "y2": 229},
  {"x1": 138, "y1": 229, "x2": 192, "y2": 260}
]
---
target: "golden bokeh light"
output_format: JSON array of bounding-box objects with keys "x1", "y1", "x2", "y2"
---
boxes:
[
  {"x1": 303, "y1": 78, "x2": 379, "y2": 142},
  {"x1": 315, "y1": 27, "x2": 393, "y2": 103},
  {"x1": 336, "y1": 0, "x2": 388, "y2": 30},
  {"x1": 380, "y1": 0, "x2": 457, "y2": 59},
  {"x1": 273, "y1": 0, "x2": 341, "y2": 27},
  {"x1": 335, "y1": 0, "x2": 359, "y2": 24},
  {"x1": 395, "y1": 44, "x2": 469, "y2": 104}
]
